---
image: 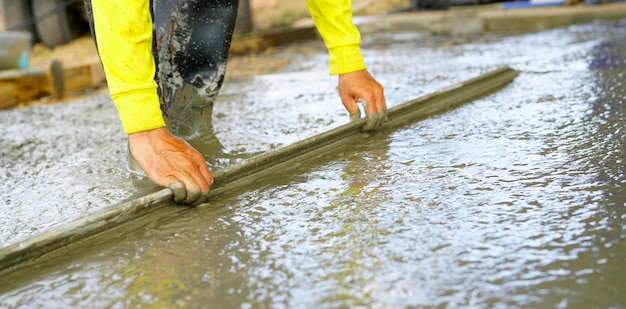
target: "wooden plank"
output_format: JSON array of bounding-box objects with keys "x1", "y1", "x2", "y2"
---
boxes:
[
  {"x1": 0, "y1": 58, "x2": 105, "y2": 109},
  {"x1": 0, "y1": 62, "x2": 57, "y2": 109},
  {"x1": 62, "y1": 57, "x2": 106, "y2": 93}
]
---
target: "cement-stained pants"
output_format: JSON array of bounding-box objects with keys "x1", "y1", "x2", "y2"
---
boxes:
[{"x1": 84, "y1": 0, "x2": 238, "y2": 155}]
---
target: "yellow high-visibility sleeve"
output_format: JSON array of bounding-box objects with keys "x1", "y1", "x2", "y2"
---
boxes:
[
  {"x1": 92, "y1": 0, "x2": 165, "y2": 134},
  {"x1": 306, "y1": 0, "x2": 366, "y2": 75}
]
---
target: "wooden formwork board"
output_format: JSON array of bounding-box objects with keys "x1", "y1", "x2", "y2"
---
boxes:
[{"x1": 0, "y1": 57, "x2": 105, "y2": 109}]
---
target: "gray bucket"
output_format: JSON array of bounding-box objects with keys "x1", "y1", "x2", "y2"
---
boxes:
[{"x1": 0, "y1": 31, "x2": 32, "y2": 70}]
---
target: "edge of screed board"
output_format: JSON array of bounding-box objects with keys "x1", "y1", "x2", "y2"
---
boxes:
[{"x1": 0, "y1": 66, "x2": 519, "y2": 274}]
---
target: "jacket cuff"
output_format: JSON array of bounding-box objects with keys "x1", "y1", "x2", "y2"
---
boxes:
[
  {"x1": 328, "y1": 45, "x2": 366, "y2": 75},
  {"x1": 112, "y1": 90, "x2": 166, "y2": 134}
]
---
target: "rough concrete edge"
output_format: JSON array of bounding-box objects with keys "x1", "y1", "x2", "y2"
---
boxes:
[{"x1": 0, "y1": 66, "x2": 519, "y2": 275}]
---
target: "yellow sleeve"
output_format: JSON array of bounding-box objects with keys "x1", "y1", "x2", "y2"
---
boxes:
[
  {"x1": 92, "y1": 0, "x2": 165, "y2": 134},
  {"x1": 305, "y1": 0, "x2": 366, "y2": 75}
]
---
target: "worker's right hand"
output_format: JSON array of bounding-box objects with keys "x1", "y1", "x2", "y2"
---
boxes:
[
  {"x1": 128, "y1": 127, "x2": 213, "y2": 206},
  {"x1": 338, "y1": 70, "x2": 387, "y2": 132}
]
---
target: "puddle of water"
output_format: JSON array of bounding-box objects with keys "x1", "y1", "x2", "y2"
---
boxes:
[{"x1": 1, "y1": 21, "x2": 626, "y2": 308}]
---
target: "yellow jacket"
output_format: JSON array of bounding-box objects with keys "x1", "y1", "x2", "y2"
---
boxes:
[{"x1": 91, "y1": 0, "x2": 366, "y2": 134}]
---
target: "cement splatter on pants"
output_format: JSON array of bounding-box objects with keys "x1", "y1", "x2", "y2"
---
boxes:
[{"x1": 83, "y1": 0, "x2": 239, "y2": 156}]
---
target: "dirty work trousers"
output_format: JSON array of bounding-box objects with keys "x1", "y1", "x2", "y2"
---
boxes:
[{"x1": 83, "y1": 0, "x2": 238, "y2": 152}]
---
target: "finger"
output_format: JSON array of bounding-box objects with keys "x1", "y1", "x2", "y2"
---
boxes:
[
  {"x1": 191, "y1": 191, "x2": 211, "y2": 206},
  {"x1": 374, "y1": 111, "x2": 384, "y2": 129},
  {"x1": 358, "y1": 98, "x2": 381, "y2": 131},
  {"x1": 362, "y1": 113, "x2": 383, "y2": 132},
  {"x1": 189, "y1": 164, "x2": 212, "y2": 206},
  {"x1": 378, "y1": 112, "x2": 386, "y2": 128},
  {"x1": 341, "y1": 94, "x2": 361, "y2": 121},
  {"x1": 350, "y1": 108, "x2": 362, "y2": 122},
  {"x1": 191, "y1": 157, "x2": 213, "y2": 206},
  {"x1": 374, "y1": 93, "x2": 387, "y2": 114},
  {"x1": 374, "y1": 80, "x2": 387, "y2": 114},
  {"x1": 377, "y1": 100, "x2": 388, "y2": 128},
  {"x1": 372, "y1": 101, "x2": 385, "y2": 130},
  {"x1": 185, "y1": 152, "x2": 212, "y2": 193},
  {"x1": 375, "y1": 93, "x2": 387, "y2": 115},
  {"x1": 168, "y1": 181, "x2": 187, "y2": 203},
  {"x1": 170, "y1": 170, "x2": 202, "y2": 204},
  {"x1": 199, "y1": 164, "x2": 214, "y2": 190},
  {"x1": 180, "y1": 177, "x2": 202, "y2": 204},
  {"x1": 185, "y1": 187, "x2": 202, "y2": 204}
]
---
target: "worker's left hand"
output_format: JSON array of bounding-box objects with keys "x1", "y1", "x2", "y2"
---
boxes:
[{"x1": 338, "y1": 70, "x2": 387, "y2": 131}]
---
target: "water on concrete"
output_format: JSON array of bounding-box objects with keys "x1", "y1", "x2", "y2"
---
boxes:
[{"x1": 1, "y1": 19, "x2": 626, "y2": 308}]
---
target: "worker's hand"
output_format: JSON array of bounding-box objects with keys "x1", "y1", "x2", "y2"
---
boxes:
[
  {"x1": 338, "y1": 70, "x2": 387, "y2": 131},
  {"x1": 128, "y1": 127, "x2": 213, "y2": 206}
]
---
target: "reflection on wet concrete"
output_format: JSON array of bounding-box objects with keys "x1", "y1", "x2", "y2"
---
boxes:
[
  {"x1": 2, "y1": 20, "x2": 626, "y2": 308},
  {"x1": 588, "y1": 35, "x2": 626, "y2": 189}
]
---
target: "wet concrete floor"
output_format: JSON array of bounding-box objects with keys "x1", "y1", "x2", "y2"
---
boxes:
[{"x1": 1, "y1": 19, "x2": 626, "y2": 308}]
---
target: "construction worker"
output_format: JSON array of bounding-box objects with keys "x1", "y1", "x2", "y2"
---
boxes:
[{"x1": 84, "y1": 0, "x2": 387, "y2": 205}]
